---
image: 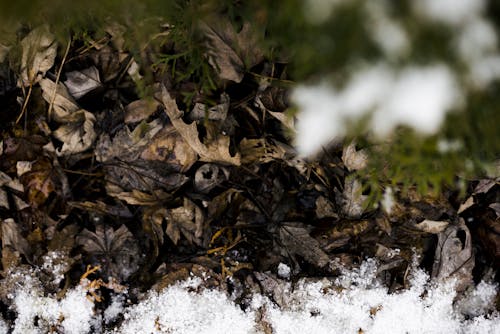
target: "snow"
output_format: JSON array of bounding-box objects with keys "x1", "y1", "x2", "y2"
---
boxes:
[
  {"x1": 414, "y1": 0, "x2": 485, "y2": 26},
  {"x1": 293, "y1": 64, "x2": 461, "y2": 156},
  {"x1": 2, "y1": 259, "x2": 498, "y2": 333}
]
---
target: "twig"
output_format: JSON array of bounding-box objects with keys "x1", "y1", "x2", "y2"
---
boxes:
[
  {"x1": 15, "y1": 84, "x2": 33, "y2": 125},
  {"x1": 48, "y1": 37, "x2": 72, "y2": 121}
]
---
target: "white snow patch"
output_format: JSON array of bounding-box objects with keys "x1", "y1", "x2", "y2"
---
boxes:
[
  {"x1": 277, "y1": 263, "x2": 291, "y2": 279},
  {"x1": 111, "y1": 278, "x2": 255, "y2": 334},
  {"x1": 293, "y1": 64, "x2": 461, "y2": 156},
  {"x1": 414, "y1": 0, "x2": 485, "y2": 26},
  {"x1": 2, "y1": 260, "x2": 499, "y2": 333}
]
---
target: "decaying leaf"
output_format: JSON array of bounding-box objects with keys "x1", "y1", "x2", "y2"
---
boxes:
[
  {"x1": 160, "y1": 85, "x2": 241, "y2": 165},
  {"x1": 52, "y1": 110, "x2": 97, "y2": 155},
  {"x1": 64, "y1": 66, "x2": 102, "y2": 99},
  {"x1": 432, "y1": 219, "x2": 474, "y2": 291},
  {"x1": 39, "y1": 78, "x2": 97, "y2": 155},
  {"x1": 188, "y1": 93, "x2": 229, "y2": 122},
  {"x1": 139, "y1": 125, "x2": 198, "y2": 172},
  {"x1": 2, "y1": 218, "x2": 31, "y2": 257},
  {"x1": 337, "y1": 176, "x2": 368, "y2": 218},
  {"x1": 201, "y1": 18, "x2": 263, "y2": 82},
  {"x1": 77, "y1": 224, "x2": 140, "y2": 281},
  {"x1": 165, "y1": 198, "x2": 206, "y2": 246},
  {"x1": 19, "y1": 157, "x2": 57, "y2": 208},
  {"x1": 342, "y1": 140, "x2": 368, "y2": 171},
  {"x1": 415, "y1": 219, "x2": 449, "y2": 234},
  {"x1": 278, "y1": 223, "x2": 330, "y2": 268},
  {"x1": 194, "y1": 163, "x2": 229, "y2": 194},
  {"x1": 124, "y1": 98, "x2": 160, "y2": 124},
  {"x1": 19, "y1": 25, "x2": 57, "y2": 86}
]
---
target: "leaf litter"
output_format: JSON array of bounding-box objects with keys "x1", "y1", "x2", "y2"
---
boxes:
[{"x1": 0, "y1": 18, "x2": 498, "y2": 334}]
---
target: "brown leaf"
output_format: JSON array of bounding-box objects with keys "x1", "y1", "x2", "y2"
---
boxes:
[
  {"x1": 201, "y1": 18, "x2": 263, "y2": 82},
  {"x1": 160, "y1": 85, "x2": 241, "y2": 165},
  {"x1": 19, "y1": 157, "x2": 56, "y2": 208},
  {"x1": 52, "y1": 110, "x2": 97, "y2": 155},
  {"x1": 139, "y1": 125, "x2": 198, "y2": 172},
  {"x1": 166, "y1": 198, "x2": 205, "y2": 246},
  {"x1": 1, "y1": 218, "x2": 31, "y2": 259},
  {"x1": 279, "y1": 223, "x2": 330, "y2": 268},
  {"x1": 77, "y1": 224, "x2": 140, "y2": 281},
  {"x1": 432, "y1": 219, "x2": 474, "y2": 291},
  {"x1": 124, "y1": 98, "x2": 160, "y2": 124},
  {"x1": 19, "y1": 25, "x2": 57, "y2": 86}
]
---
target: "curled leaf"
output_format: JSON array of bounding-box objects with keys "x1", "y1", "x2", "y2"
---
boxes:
[{"x1": 20, "y1": 25, "x2": 57, "y2": 86}]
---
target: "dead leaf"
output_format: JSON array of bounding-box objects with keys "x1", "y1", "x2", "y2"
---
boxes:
[
  {"x1": 160, "y1": 85, "x2": 241, "y2": 165},
  {"x1": 188, "y1": 94, "x2": 229, "y2": 122},
  {"x1": 124, "y1": 99, "x2": 160, "y2": 124},
  {"x1": 39, "y1": 78, "x2": 97, "y2": 155},
  {"x1": 194, "y1": 163, "x2": 229, "y2": 194},
  {"x1": 64, "y1": 66, "x2": 102, "y2": 99},
  {"x1": 315, "y1": 196, "x2": 338, "y2": 219},
  {"x1": 432, "y1": 219, "x2": 474, "y2": 291},
  {"x1": 338, "y1": 176, "x2": 368, "y2": 218},
  {"x1": 1, "y1": 218, "x2": 31, "y2": 260},
  {"x1": 139, "y1": 125, "x2": 198, "y2": 172},
  {"x1": 52, "y1": 110, "x2": 97, "y2": 155},
  {"x1": 279, "y1": 223, "x2": 330, "y2": 268},
  {"x1": 19, "y1": 25, "x2": 57, "y2": 86},
  {"x1": 19, "y1": 157, "x2": 57, "y2": 208},
  {"x1": 201, "y1": 18, "x2": 263, "y2": 82},
  {"x1": 39, "y1": 78, "x2": 79, "y2": 121},
  {"x1": 77, "y1": 224, "x2": 140, "y2": 281},
  {"x1": 166, "y1": 198, "x2": 205, "y2": 246},
  {"x1": 342, "y1": 141, "x2": 368, "y2": 171},
  {"x1": 415, "y1": 219, "x2": 449, "y2": 234}
]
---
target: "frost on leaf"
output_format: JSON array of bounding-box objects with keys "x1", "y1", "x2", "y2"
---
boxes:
[
  {"x1": 19, "y1": 25, "x2": 57, "y2": 86},
  {"x1": 160, "y1": 85, "x2": 241, "y2": 165},
  {"x1": 201, "y1": 17, "x2": 263, "y2": 83}
]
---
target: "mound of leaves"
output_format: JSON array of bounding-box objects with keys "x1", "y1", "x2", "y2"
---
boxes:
[{"x1": 0, "y1": 20, "x2": 499, "y2": 331}]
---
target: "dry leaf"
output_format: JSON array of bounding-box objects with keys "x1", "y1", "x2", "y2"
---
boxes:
[
  {"x1": 188, "y1": 94, "x2": 229, "y2": 122},
  {"x1": 279, "y1": 223, "x2": 330, "y2": 268},
  {"x1": 160, "y1": 85, "x2": 241, "y2": 165},
  {"x1": 166, "y1": 198, "x2": 205, "y2": 246},
  {"x1": 64, "y1": 66, "x2": 102, "y2": 99},
  {"x1": 194, "y1": 163, "x2": 229, "y2": 194},
  {"x1": 52, "y1": 110, "x2": 97, "y2": 155},
  {"x1": 39, "y1": 78, "x2": 79, "y2": 121},
  {"x1": 338, "y1": 176, "x2": 368, "y2": 218},
  {"x1": 19, "y1": 157, "x2": 56, "y2": 208},
  {"x1": 432, "y1": 219, "x2": 474, "y2": 291},
  {"x1": 342, "y1": 141, "x2": 368, "y2": 171},
  {"x1": 77, "y1": 224, "x2": 140, "y2": 281},
  {"x1": 139, "y1": 125, "x2": 198, "y2": 172},
  {"x1": 415, "y1": 219, "x2": 449, "y2": 234},
  {"x1": 1, "y1": 218, "x2": 31, "y2": 259},
  {"x1": 19, "y1": 25, "x2": 57, "y2": 86},
  {"x1": 201, "y1": 18, "x2": 263, "y2": 82},
  {"x1": 124, "y1": 99, "x2": 160, "y2": 124}
]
